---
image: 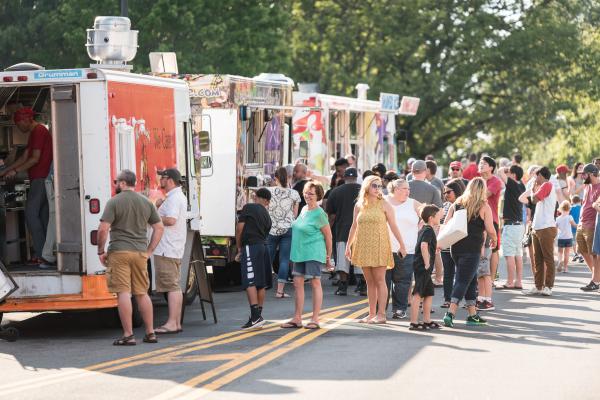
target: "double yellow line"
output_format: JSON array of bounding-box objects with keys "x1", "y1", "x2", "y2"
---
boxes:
[{"x1": 0, "y1": 299, "x2": 368, "y2": 398}]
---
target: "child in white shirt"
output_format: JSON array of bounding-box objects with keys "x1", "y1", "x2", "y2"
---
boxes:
[{"x1": 556, "y1": 201, "x2": 577, "y2": 273}]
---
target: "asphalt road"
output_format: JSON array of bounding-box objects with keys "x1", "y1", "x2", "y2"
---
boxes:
[{"x1": 1, "y1": 258, "x2": 599, "y2": 400}]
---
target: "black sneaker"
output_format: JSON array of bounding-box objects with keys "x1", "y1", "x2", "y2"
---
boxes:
[
  {"x1": 334, "y1": 281, "x2": 347, "y2": 296},
  {"x1": 580, "y1": 281, "x2": 600, "y2": 292},
  {"x1": 392, "y1": 310, "x2": 407, "y2": 319},
  {"x1": 241, "y1": 316, "x2": 265, "y2": 330}
]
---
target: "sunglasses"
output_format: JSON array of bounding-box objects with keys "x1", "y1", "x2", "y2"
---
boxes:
[
  {"x1": 443, "y1": 190, "x2": 453, "y2": 195},
  {"x1": 370, "y1": 183, "x2": 383, "y2": 190},
  {"x1": 451, "y1": 168, "x2": 461, "y2": 172}
]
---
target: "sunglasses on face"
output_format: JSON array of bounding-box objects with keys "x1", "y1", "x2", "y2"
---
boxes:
[
  {"x1": 444, "y1": 189, "x2": 453, "y2": 195},
  {"x1": 371, "y1": 183, "x2": 383, "y2": 190},
  {"x1": 451, "y1": 168, "x2": 461, "y2": 172}
]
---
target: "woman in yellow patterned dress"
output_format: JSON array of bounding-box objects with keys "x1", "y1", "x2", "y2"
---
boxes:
[{"x1": 345, "y1": 175, "x2": 407, "y2": 324}]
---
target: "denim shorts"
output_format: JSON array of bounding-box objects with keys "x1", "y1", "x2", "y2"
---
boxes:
[
  {"x1": 292, "y1": 261, "x2": 323, "y2": 279},
  {"x1": 557, "y1": 238, "x2": 573, "y2": 248}
]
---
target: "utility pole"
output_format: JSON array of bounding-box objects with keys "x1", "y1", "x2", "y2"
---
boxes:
[{"x1": 121, "y1": 0, "x2": 128, "y2": 17}]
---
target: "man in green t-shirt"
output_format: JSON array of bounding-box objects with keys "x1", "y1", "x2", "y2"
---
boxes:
[{"x1": 97, "y1": 170, "x2": 164, "y2": 346}]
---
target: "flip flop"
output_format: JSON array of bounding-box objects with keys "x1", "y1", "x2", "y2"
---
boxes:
[
  {"x1": 280, "y1": 321, "x2": 303, "y2": 329},
  {"x1": 496, "y1": 285, "x2": 514, "y2": 290},
  {"x1": 368, "y1": 318, "x2": 387, "y2": 325},
  {"x1": 304, "y1": 322, "x2": 320, "y2": 329},
  {"x1": 155, "y1": 326, "x2": 180, "y2": 335},
  {"x1": 358, "y1": 317, "x2": 372, "y2": 323}
]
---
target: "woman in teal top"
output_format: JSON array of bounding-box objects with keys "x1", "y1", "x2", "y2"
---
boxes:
[{"x1": 281, "y1": 180, "x2": 333, "y2": 330}]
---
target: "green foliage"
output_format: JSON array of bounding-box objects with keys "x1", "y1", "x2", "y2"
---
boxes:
[{"x1": 0, "y1": 0, "x2": 598, "y2": 166}]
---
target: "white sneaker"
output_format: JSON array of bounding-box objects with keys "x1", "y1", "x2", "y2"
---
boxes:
[
  {"x1": 542, "y1": 287, "x2": 552, "y2": 296},
  {"x1": 522, "y1": 287, "x2": 542, "y2": 295}
]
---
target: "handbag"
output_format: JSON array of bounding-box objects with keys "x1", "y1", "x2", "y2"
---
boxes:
[
  {"x1": 437, "y1": 207, "x2": 468, "y2": 249},
  {"x1": 522, "y1": 225, "x2": 532, "y2": 248}
]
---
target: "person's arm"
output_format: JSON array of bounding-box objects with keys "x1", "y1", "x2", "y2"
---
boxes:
[
  {"x1": 293, "y1": 203, "x2": 299, "y2": 219},
  {"x1": 569, "y1": 216, "x2": 578, "y2": 228},
  {"x1": 344, "y1": 206, "x2": 360, "y2": 260},
  {"x1": 482, "y1": 204, "x2": 497, "y2": 248},
  {"x1": 320, "y1": 223, "x2": 333, "y2": 271},
  {"x1": 497, "y1": 167, "x2": 508, "y2": 184},
  {"x1": 444, "y1": 203, "x2": 455, "y2": 223},
  {"x1": 421, "y1": 242, "x2": 431, "y2": 270},
  {"x1": 235, "y1": 222, "x2": 245, "y2": 254},
  {"x1": 96, "y1": 221, "x2": 111, "y2": 265},
  {"x1": 531, "y1": 181, "x2": 553, "y2": 205},
  {"x1": 383, "y1": 200, "x2": 407, "y2": 257},
  {"x1": 0, "y1": 149, "x2": 34, "y2": 178},
  {"x1": 518, "y1": 188, "x2": 532, "y2": 205},
  {"x1": 147, "y1": 221, "x2": 164, "y2": 257},
  {"x1": 158, "y1": 197, "x2": 178, "y2": 226}
]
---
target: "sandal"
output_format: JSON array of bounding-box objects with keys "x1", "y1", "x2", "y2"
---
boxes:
[
  {"x1": 440, "y1": 301, "x2": 451, "y2": 308},
  {"x1": 424, "y1": 321, "x2": 441, "y2": 329},
  {"x1": 275, "y1": 292, "x2": 291, "y2": 298},
  {"x1": 113, "y1": 334, "x2": 136, "y2": 346},
  {"x1": 143, "y1": 332, "x2": 158, "y2": 343},
  {"x1": 280, "y1": 321, "x2": 303, "y2": 329},
  {"x1": 358, "y1": 316, "x2": 373, "y2": 323},
  {"x1": 408, "y1": 323, "x2": 427, "y2": 331},
  {"x1": 155, "y1": 326, "x2": 181, "y2": 335},
  {"x1": 304, "y1": 322, "x2": 320, "y2": 329},
  {"x1": 368, "y1": 317, "x2": 387, "y2": 325}
]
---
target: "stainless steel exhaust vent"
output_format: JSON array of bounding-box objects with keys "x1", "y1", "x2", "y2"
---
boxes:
[{"x1": 86, "y1": 16, "x2": 138, "y2": 70}]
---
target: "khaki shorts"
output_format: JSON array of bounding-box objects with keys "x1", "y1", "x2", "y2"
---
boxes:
[
  {"x1": 576, "y1": 227, "x2": 596, "y2": 255},
  {"x1": 106, "y1": 251, "x2": 149, "y2": 295},
  {"x1": 154, "y1": 255, "x2": 182, "y2": 292}
]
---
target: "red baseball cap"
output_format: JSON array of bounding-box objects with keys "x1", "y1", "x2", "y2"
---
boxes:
[
  {"x1": 13, "y1": 107, "x2": 35, "y2": 123},
  {"x1": 449, "y1": 161, "x2": 462, "y2": 169},
  {"x1": 555, "y1": 164, "x2": 569, "y2": 174}
]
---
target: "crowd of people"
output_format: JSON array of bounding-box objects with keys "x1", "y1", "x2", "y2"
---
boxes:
[
  {"x1": 234, "y1": 153, "x2": 600, "y2": 331},
  {"x1": 98, "y1": 152, "x2": 600, "y2": 343}
]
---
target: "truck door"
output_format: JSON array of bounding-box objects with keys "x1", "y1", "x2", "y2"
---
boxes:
[
  {"x1": 51, "y1": 85, "x2": 83, "y2": 274},
  {"x1": 185, "y1": 120, "x2": 201, "y2": 230}
]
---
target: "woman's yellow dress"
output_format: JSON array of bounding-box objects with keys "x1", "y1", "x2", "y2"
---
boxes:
[{"x1": 350, "y1": 199, "x2": 394, "y2": 269}]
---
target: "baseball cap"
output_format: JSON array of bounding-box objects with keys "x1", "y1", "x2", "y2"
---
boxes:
[
  {"x1": 157, "y1": 168, "x2": 182, "y2": 183},
  {"x1": 344, "y1": 167, "x2": 358, "y2": 178},
  {"x1": 583, "y1": 163, "x2": 599, "y2": 175},
  {"x1": 555, "y1": 164, "x2": 569, "y2": 174},
  {"x1": 411, "y1": 160, "x2": 427, "y2": 173},
  {"x1": 13, "y1": 107, "x2": 35, "y2": 123},
  {"x1": 449, "y1": 161, "x2": 462, "y2": 169}
]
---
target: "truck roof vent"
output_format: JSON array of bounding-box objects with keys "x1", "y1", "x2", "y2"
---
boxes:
[
  {"x1": 86, "y1": 16, "x2": 138, "y2": 71},
  {"x1": 4, "y1": 62, "x2": 45, "y2": 72},
  {"x1": 254, "y1": 73, "x2": 294, "y2": 86}
]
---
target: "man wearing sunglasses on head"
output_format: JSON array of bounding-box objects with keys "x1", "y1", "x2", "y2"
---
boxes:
[{"x1": 443, "y1": 161, "x2": 469, "y2": 187}]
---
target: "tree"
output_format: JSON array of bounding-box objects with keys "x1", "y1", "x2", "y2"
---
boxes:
[{"x1": 289, "y1": 0, "x2": 600, "y2": 164}]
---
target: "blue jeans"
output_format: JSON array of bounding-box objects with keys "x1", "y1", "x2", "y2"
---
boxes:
[
  {"x1": 441, "y1": 251, "x2": 456, "y2": 302},
  {"x1": 385, "y1": 253, "x2": 414, "y2": 312},
  {"x1": 267, "y1": 230, "x2": 292, "y2": 283},
  {"x1": 450, "y1": 252, "x2": 479, "y2": 306}
]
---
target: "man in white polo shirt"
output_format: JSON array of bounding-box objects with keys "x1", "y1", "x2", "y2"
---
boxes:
[{"x1": 154, "y1": 168, "x2": 188, "y2": 334}]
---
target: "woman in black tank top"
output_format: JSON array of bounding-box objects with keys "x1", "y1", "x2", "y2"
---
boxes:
[{"x1": 442, "y1": 178, "x2": 497, "y2": 328}]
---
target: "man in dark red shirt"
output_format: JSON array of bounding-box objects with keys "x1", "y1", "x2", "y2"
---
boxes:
[{"x1": 0, "y1": 107, "x2": 53, "y2": 264}]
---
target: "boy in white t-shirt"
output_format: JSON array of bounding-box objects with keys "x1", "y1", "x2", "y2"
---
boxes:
[{"x1": 556, "y1": 200, "x2": 578, "y2": 273}]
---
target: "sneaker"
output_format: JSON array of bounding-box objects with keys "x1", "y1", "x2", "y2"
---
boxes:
[
  {"x1": 335, "y1": 281, "x2": 348, "y2": 296},
  {"x1": 577, "y1": 255, "x2": 585, "y2": 263},
  {"x1": 542, "y1": 287, "x2": 552, "y2": 296},
  {"x1": 443, "y1": 312, "x2": 454, "y2": 327},
  {"x1": 571, "y1": 254, "x2": 579, "y2": 262},
  {"x1": 466, "y1": 314, "x2": 488, "y2": 326},
  {"x1": 522, "y1": 287, "x2": 542, "y2": 295},
  {"x1": 475, "y1": 300, "x2": 483, "y2": 309},
  {"x1": 477, "y1": 300, "x2": 495, "y2": 311},
  {"x1": 580, "y1": 281, "x2": 599, "y2": 292},
  {"x1": 241, "y1": 316, "x2": 265, "y2": 330},
  {"x1": 392, "y1": 310, "x2": 407, "y2": 320}
]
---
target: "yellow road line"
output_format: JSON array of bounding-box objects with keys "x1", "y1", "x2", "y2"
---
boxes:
[
  {"x1": 198, "y1": 307, "x2": 369, "y2": 396},
  {"x1": 147, "y1": 309, "x2": 353, "y2": 400},
  {"x1": 145, "y1": 353, "x2": 243, "y2": 364},
  {"x1": 87, "y1": 298, "x2": 368, "y2": 372}
]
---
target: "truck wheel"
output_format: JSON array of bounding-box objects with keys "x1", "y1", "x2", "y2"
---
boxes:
[
  {"x1": 1, "y1": 326, "x2": 19, "y2": 342},
  {"x1": 185, "y1": 267, "x2": 198, "y2": 305}
]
